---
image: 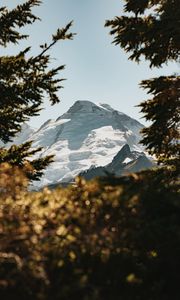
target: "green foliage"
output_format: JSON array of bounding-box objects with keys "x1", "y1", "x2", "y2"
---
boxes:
[
  {"x1": 139, "y1": 75, "x2": 180, "y2": 163},
  {"x1": 0, "y1": 165, "x2": 179, "y2": 299},
  {"x1": 0, "y1": 142, "x2": 54, "y2": 180},
  {"x1": 0, "y1": 0, "x2": 41, "y2": 46},
  {"x1": 105, "y1": 0, "x2": 180, "y2": 67},
  {"x1": 105, "y1": 0, "x2": 180, "y2": 165},
  {"x1": 0, "y1": 1, "x2": 74, "y2": 179}
]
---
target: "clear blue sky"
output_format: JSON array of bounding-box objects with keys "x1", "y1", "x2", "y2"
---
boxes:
[{"x1": 3, "y1": 0, "x2": 178, "y2": 127}]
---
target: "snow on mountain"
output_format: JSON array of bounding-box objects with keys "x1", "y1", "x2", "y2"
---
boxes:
[
  {"x1": 80, "y1": 144, "x2": 154, "y2": 181},
  {"x1": 0, "y1": 100, "x2": 146, "y2": 188},
  {"x1": 29, "y1": 100, "x2": 144, "y2": 188}
]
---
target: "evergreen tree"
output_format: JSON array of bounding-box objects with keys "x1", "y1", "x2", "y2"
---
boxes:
[
  {"x1": 0, "y1": 0, "x2": 74, "y2": 180},
  {"x1": 105, "y1": 0, "x2": 180, "y2": 166}
]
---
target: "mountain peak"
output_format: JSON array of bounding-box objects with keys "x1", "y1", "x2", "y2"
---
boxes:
[{"x1": 67, "y1": 100, "x2": 102, "y2": 114}]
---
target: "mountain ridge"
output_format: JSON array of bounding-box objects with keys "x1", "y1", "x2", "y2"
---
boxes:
[{"x1": 79, "y1": 144, "x2": 154, "y2": 181}]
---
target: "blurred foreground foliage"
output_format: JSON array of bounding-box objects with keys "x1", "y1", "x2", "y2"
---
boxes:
[{"x1": 0, "y1": 163, "x2": 179, "y2": 300}]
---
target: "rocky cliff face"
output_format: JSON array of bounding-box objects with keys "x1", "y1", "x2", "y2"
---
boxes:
[{"x1": 80, "y1": 144, "x2": 154, "y2": 181}]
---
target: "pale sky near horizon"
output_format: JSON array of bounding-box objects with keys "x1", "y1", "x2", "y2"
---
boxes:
[{"x1": 2, "y1": 0, "x2": 178, "y2": 128}]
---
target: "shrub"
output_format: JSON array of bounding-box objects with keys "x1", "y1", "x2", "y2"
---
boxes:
[{"x1": 0, "y1": 164, "x2": 179, "y2": 300}]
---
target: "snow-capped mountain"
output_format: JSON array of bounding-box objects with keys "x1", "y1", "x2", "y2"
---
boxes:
[
  {"x1": 1, "y1": 100, "x2": 151, "y2": 188},
  {"x1": 29, "y1": 100, "x2": 146, "y2": 188}
]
